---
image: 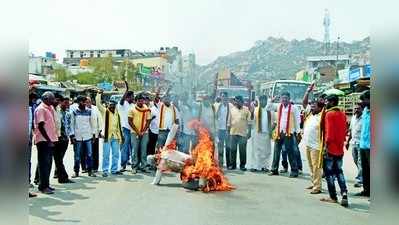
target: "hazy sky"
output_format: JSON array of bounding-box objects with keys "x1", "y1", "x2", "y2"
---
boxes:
[{"x1": 28, "y1": 0, "x2": 375, "y2": 65}]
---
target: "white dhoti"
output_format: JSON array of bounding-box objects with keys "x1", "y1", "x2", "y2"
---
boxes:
[
  {"x1": 252, "y1": 132, "x2": 272, "y2": 170},
  {"x1": 246, "y1": 129, "x2": 256, "y2": 169}
]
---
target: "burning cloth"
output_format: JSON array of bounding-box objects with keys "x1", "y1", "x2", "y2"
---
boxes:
[{"x1": 148, "y1": 122, "x2": 234, "y2": 192}]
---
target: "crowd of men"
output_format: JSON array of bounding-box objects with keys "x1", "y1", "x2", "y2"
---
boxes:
[{"x1": 28, "y1": 82, "x2": 371, "y2": 208}]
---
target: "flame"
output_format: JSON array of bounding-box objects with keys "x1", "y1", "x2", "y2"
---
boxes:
[{"x1": 181, "y1": 120, "x2": 235, "y2": 192}]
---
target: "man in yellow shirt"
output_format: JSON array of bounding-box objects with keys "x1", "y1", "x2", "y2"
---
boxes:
[
  {"x1": 96, "y1": 92, "x2": 123, "y2": 177},
  {"x1": 128, "y1": 94, "x2": 152, "y2": 174},
  {"x1": 228, "y1": 96, "x2": 252, "y2": 171}
]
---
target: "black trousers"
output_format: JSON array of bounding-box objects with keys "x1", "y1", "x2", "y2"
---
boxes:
[
  {"x1": 230, "y1": 135, "x2": 247, "y2": 169},
  {"x1": 147, "y1": 131, "x2": 158, "y2": 156},
  {"x1": 360, "y1": 149, "x2": 370, "y2": 195},
  {"x1": 36, "y1": 141, "x2": 53, "y2": 190},
  {"x1": 92, "y1": 138, "x2": 99, "y2": 171},
  {"x1": 53, "y1": 139, "x2": 69, "y2": 182}
]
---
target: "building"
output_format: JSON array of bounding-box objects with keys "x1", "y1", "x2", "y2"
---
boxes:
[
  {"x1": 29, "y1": 53, "x2": 59, "y2": 80},
  {"x1": 63, "y1": 49, "x2": 133, "y2": 66},
  {"x1": 306, "y1": 54, "x2": 351, "y2": 82}
]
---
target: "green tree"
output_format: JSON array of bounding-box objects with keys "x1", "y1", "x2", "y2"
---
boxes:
[
  {"x1": 74, "y1": 72, "x2": 98, "y2": 84},
  {"x1": 54, "y1": 66, "x2": 69, "y2": 82}
]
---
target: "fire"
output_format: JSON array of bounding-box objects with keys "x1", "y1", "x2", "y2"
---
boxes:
[{"x1": 181, "y1": 120, "x2": 235, "y2": 192}]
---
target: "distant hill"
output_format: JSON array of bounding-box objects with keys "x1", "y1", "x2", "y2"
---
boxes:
[{"x1": 196, "y1": 36, "x2": 370, "y2": 86}]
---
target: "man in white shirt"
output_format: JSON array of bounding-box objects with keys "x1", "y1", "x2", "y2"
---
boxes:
[
  {"x1": 157, "y1": 96, "x2": 180, "y2": 148},
  {"x1": 250, "y1": 95, "x2": 273, "y2": 172},
  {"x1": 70, "y1": 96, "x2": 97, "y2": 178},
  {"x1": 147, "y1": 96, "x2": 160, "y2": 156},
  {"x1": 347, "y1": 103, "x2": 363, "y2": 187},
  {"x1": 215, "y1": 92, "x2": 230, "y2": 168},
  {"x1": 85, "y1": 97, "x2": 102, "y2": 173},
  {"x1": 117, "y1": 82, "x2": 135, "y2": 171},
  {"x1": 267, "y1": 91, "x2": 301, "y2": 177}
]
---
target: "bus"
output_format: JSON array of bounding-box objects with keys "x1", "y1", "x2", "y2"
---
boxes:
[{"x1": 259, "y1": 80, "x2": 311, "y2": 106}]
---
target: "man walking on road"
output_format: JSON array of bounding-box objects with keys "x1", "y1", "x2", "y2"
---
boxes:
[
  {"x1": 34, "y1": 91, "x2": 58, "y2": 194},
  {"x1": 320, "y1": 94, "x2": 349, "y2": 207},
  {"x1": 70, "y1": 96, "x2": 97, "y2": 178}
]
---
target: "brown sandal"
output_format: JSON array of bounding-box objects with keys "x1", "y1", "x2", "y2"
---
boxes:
[{"x1": 320, "y1": 198, "x2": 338, "y2": 203}]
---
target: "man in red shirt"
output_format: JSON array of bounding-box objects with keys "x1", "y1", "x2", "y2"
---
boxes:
[{"x1": 320, "y1": 94, "x2": 349, "y2": 207}]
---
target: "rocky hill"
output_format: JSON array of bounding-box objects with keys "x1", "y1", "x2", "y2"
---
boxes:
[{"x1": 197, "y1": 36, "x2": 370, "y2": 85}]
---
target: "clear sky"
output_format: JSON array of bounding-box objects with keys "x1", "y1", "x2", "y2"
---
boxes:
[{"x1": 28, "y1": 0, "x2": 376, "y2": 65}]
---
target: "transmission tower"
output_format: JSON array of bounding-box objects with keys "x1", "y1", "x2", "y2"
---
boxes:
[{"x1": 323, "y1": 9, "x2": 331, "y2": 55}]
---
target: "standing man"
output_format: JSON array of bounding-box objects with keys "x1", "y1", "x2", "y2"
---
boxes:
[
  {"x1": 347, "y1": 103, "x2": 364, "y2": 188},
  {"x1": 228, "y1": 96, "x2": 252, "y2": 171},
  {"x1": 128, "y1": 94, "x2": 152, "y2": 174},
  {"x1": 53, "y1": 97, "x2": 74, "y2": 183},
  {"x1": 268, "y1": 92, "x2": 301, "y2": 177},
  {"x1": 118, "y1": 81, "x2": 134, "y2": 172},
  {"x1": 215, "y1": 92, "x2": 230, "y2": 168},
  {"x1": 251, "y1": 95, "x2": 272, "y2": 172},
  {"x1": 147, "y1": 94, "x2": 160, "y2": 156},
  {"x1": 320, "y1": 94, "x2": 349, "y2": 207},
  {"x1": 157, "y1": 96, "x2": 180, "y2": 148},
  {"x1": 70, "y1": 96, "x2": 97, "y2": 178},
  {"x1": 34, "y1": 91, "x2": 58, "y2": 194},
  {"x1": 355, "y1": 90, "x2": 370, "y2": 197},
  {"x1": 96, "y1": 92, "x2": 124, "y2": 177},
  {"x1": 86, "y1": 97, "x2": 102, "y2": 173}
]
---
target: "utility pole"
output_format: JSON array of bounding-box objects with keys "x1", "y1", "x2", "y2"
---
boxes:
[{"x1": 336, "y1": 36, "x2": 340, "y2": 78}]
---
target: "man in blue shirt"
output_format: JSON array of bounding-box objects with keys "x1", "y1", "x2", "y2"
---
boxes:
[{"x1": 355, "y1": 90, "x2": 370, "y2": 197}]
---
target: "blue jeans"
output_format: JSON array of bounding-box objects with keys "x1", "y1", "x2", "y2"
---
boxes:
[
  {"x1": 121, "y1": 127, "x2": 132, "y2": 168},
  {"x1": 352, "y1": 145, "x2": 363, "y2": 182},
  {"x1": 323, "y1": 153, "x2": 348, "y2": 200},
  {"x1": 217, "y1": 129, "x2": 230, "y2": 167},
  {"x1": 74, "y1": 140, "x2": 93, "y2": 173},
  {"x1": 102, "y1": 138, "x2": 120, "y2": 174},
  {"x1": 131, "y1": 133, "x2": 149, "y2": 170}
]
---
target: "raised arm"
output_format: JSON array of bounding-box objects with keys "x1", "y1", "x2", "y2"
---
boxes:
[
  {"x1": 119, "y1": 81, "x2": 129, "y2": 106},
  {"x1": 303, "y1": 82, "x2": 315, "y2": 109},
  {"x1": 96, "y1": 92, "x2": 106, "y2": 114}
]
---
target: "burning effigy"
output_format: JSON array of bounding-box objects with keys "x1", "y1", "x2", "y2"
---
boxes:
[{"x1": 147, "y1": 121, "x2": 234, "y2": 192}]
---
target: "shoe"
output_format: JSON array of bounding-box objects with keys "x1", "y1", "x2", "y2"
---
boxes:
[
  {"x1": 102, "y1": 173, "x2": 108, "y2": 177},
  {"x1": 268, "y1": 171, "x2": 279, "y2": 176},
  {"x1": 261, "y1": 168, "x2": 270, "y2": 173},
  {"x1": 250, "y1": 168, "x2": 257, "y2": 172},
  {"x1": 29, "y1": 192, "x2": 37, "y2": 198},
  {"x1": 310, "y1": 190, "x2": 322, "y2": 194},
  {"x1": 306, "y1": 186, "x2": 313, "y2": 190},
  {"x1": 131, "y1": 168, "x2": 137, "y2": 174},
  {"x1": 240, "y1": 168, "x2": 247, "y2": 172},
  {"x1": 40, "y1": 188, "x2": 54, "y2": 195},
  {"x1": 120, "y1": 166, "x2": 126, "y2": 172},
  {"x1": 354, "y1": 183, "x2": 363, "y2": 188},
  {"x1": 354, "y1": 191, "x2": 370, "y2": 197},
  {"x1": 88, "y1": 172, "x2": 97, "y2": 177},
  {"x1": 279, "y1": 168, "x2": 288, "y2": 173},
  {"x1": 341, "y1": 195, "x2": 349, "y2": 207},
  {"x1": 289, "y1": 174, "x2": 298, "y2": 178},
  {"x1": 112, "y1": 171, "x2": 123, "y2": 175},
  {"x1": 48, "y1": 186, "x2": 55, "y2": 191},
  {"x1": 72, "y1": 172, "x2": 79, "y2": 178},
  {"x1": 59, "y1": 179, "x2": 75, "y2": 184}
]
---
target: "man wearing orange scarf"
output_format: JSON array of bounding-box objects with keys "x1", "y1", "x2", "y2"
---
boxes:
[{"x1": 268, "y1": 91, "x2": 301, "y2": 178}]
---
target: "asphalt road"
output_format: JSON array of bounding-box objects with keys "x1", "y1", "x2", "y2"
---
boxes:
[{"x1": 29, "y1": 142, "x2": 369, "y2": 225}]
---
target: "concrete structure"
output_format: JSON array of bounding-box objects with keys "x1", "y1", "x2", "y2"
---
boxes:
[
  {"x1": 306, "y1": 54, "x2": 351, "y2": 82},
  {"x1": 63, "y1": 49, "x2": 133, "y2": 66}
]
